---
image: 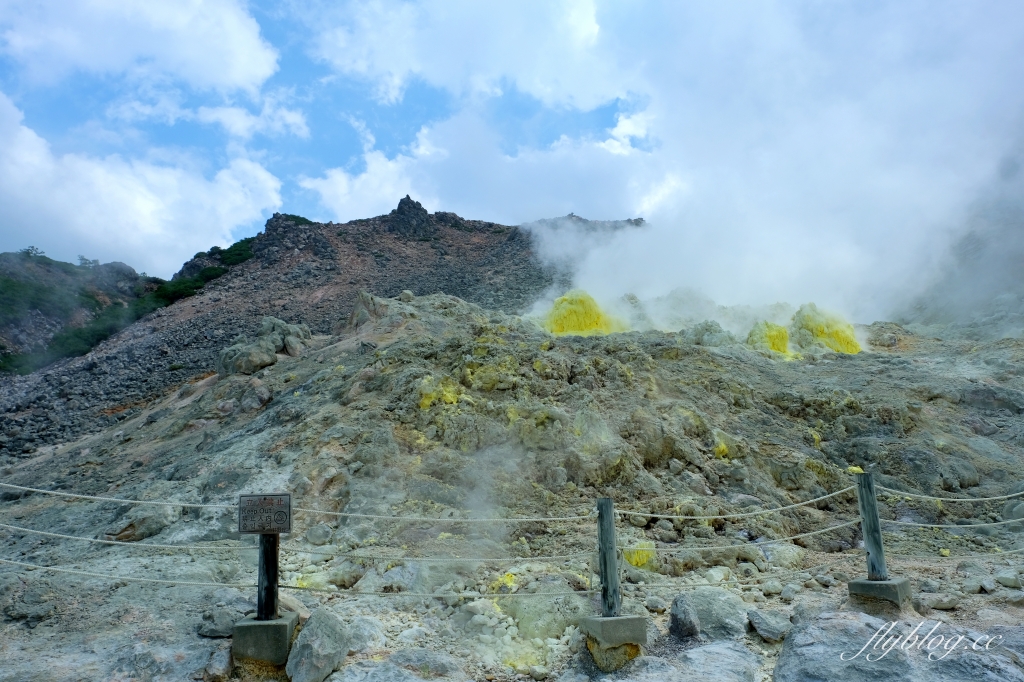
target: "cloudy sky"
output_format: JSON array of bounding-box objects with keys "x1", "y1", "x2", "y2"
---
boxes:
[{"x1": 1, "y1": 1, "x2": 1022, "y2": 318}]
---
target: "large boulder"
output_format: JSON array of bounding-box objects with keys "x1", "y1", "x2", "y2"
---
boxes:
[
  {"x1": 286, "y1": 608, "x2": 351, "y2": 682},
  {"x1": 217, "y1": 316, "x2": 311, "y2": 375},
  {"x1": 774, "y1": 611, "x2": 1024, "y2": 682},
  {"x1": 668, "y1": 587, "x2": 748, "y2": 640}
]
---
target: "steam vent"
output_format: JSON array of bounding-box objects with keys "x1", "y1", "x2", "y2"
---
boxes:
[{"x1": 2, "y1": 199, "x2": 1024, "y2": 681}]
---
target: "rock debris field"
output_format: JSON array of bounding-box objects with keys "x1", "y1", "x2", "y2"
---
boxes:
[{"x1": 2, "y1": 286, "x2": 1024, "y2": 681}]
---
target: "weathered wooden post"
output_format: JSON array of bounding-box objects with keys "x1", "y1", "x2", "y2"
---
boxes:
[
  {"x1": 578, "y1": 497, "x2": 646, "y2": 673},
  {"x1": 848, "y1": 472, "x2": 910, "y2": 605},
  {"x1": 233, "y1": 493, "x2": 297, "y2": 665},
  {"x1": 597, "y1": 497, "x2": 621, "y2": 617}
]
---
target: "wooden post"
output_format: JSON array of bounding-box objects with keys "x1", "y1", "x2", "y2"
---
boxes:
[
  {"x1": 257, "y1": 533, "x2": 279, "y2": 620},
  {"x1": 597, "y1": 497, "x2": 621, "y2": 617},
  {"x1": 855, "y1": 472, "x2": 888, "y2": 581}
]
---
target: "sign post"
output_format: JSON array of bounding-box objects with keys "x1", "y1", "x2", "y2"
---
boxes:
[
  {"x1": 238, "y1": 493, "x2": 291, "y2": 620},
  {"x1": 233, "y1": 493, "x2": 296, "y2": 665}
]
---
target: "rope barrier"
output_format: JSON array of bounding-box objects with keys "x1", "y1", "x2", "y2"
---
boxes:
[
  {"x1": 0, "y1": 557, "x2": 252, "y2": 588},
  {"x1": 0, "y1": 557, "x2": 595, "y2": 598},
  {"x1": 0, "y1": 521, "x2": 588, "y2": 564},
  {"x1": 0, "y1": 483, "x2": 592, "y2": 524},
  {"x1": 0, "y1": 483, "x2": 232, "y2": 509},
  {"x1": 876, "y1": 486, "x2": 1024, "y2": 504},
  {"x1": 636, "y1": 555, "x2": 863, "y2": 591},
  {"x1": 292, "y1": 506, "x2": 593, "y2": 523},
  {"x1": 888, "y1": 545, "x2": 1024, "y2": 559},
  {"x1": 615, "y1": 486, "x2": 855, "y2": 521},
  {"x1": 882, "y1": 517, "x2": 1022, "y2": 529},
  {"x1": 0, "y1": 521, "x2": 256, "y2": 551},
  {"x1": 618, "y1": 519, "x2": 861, "y2": 553}
]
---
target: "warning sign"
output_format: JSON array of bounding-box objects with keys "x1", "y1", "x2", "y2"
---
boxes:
[{"x1": 238, "y1": 493, "x2": 291, "y2": 534}]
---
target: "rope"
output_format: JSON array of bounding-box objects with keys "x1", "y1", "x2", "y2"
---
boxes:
[
  {"x1": 882, "y1": 518, "x2": 1021, "y2": 529},
  {"x1": 888, "y1": 545, "x2": 1024, "y2": 559},
  {"x1": 877, "y1": 486, "x2": 1024, "y2": 504},
  {"x1": 616, "y1": 486, "x2": 855, "y2": 521},
  {"x1": 0, "y1": 483, "x2": 231, "y2": 509},
  {"x1": 283, "y1": 585, "x2": 598, "y2": 598},
  {"x1": 292, "y1": 506, "x2": 593, "y2": 523},
  {"x1": 0, "y1": 557, "x2": 252, "y2": 588},
  {"x1": 635, "y1": 555, "x2": 862, "y2": 591},
  {"x1": 283, "y1": 548, "x2": 591, "y2": 563},
  {"x1": 0, "y1": 484, "x2": 592, "y2": 523},
  {"x1": 0, "y1": 557, "x2": 594, "y2": 598},
  {"x1": 0, "y1": 521, "x2": 587, "y2": 564},
  {"x1": 0, "y1": 522, "x2": 256, "y2": 551},
  {"x1": 620, "y1": 519, "x2": 861, "y2": 553}
]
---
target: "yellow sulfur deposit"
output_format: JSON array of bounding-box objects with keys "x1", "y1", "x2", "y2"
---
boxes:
[
  {"x1": 790, "y1": 303, "x2": 861, "y2": 354},
  {"x1": 623, "y1": 541, "x2": 656, "y2": 568},
  {"x1": 542, "y1": 290, "x2": 627, "y2": 336},
  {"x1": 746, "y1": 321, "x2": 790, "y2": 354},
  {"x1": 418, "y1": 375, "x2": 461, "y2": 409}
]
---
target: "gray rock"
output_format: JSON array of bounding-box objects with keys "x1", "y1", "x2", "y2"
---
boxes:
[
  {"x1": 774, "y1": 611, "x2": 1024, "y2": 682},
  {"x1": 669, "y1": 595, "x2": 700, "y2": 639},
  {"x1": 327, "y1": 660, "x2": 454, "y2": 681},
  {"x1": 286, "y1": 608, "x2": 351, "y2": 682},
  {"x1": 305, "y1": 523, "x2": 333, "y2": 546},
  {"x1": 347, "y1": 616, "x2": 387, "y2": 654},
  {"x1": 400, "y1": 290, "x2": 415, "y2": 302},
  {"x1": 747, "y1": 608, "x2": 792, "y2": 642},
  {"x1": 916, "y1": 593, "x2": 960, "y2": 610},
  {"x1": 676, "y1": 641, "x2": 760, "y2": 681},
  {"x1": 962, "y1": 576, "x2": 984, "y2": 594},
  {"x1": 197, "y1": 607, "x2": 239, "y2": 638},
  {"x1": 996, "y1": 569, "x2": 1022, "y2": 588},
  {"x1": 780, "y1": 583, "x2": 802, "y2": 602},
  {"x1": 762, "y1": 579, "x2": 783, "y2": 595},
  {"x1": 204, "y1": 648, "x2": 232, "y2": 681},
  {"x1": 389, "y1": 648, "x2": 462, "y2": 677},
  {"x1": 670, "y1": 587, "x2": 748, "y2": 640},
  {"x1": 239, "y1": 378, "x2": 272, "y2": 411},
  {"x1": 645, "y1": 595, "x2": 667, "y2": 613}
]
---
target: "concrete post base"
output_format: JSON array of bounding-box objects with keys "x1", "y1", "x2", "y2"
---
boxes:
[
  {"x1": 848, "y1": 577, "x2": 911, "y2": 606},
  {"x1": 232, "y1": 612, "x2": 298, "y2": 665},
  {"x1": 578, "y1": 615, "x2": 647, "y2": 672}
]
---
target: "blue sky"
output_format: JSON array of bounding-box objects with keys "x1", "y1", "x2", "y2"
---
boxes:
[{"x1": 0, "y1": 1, "x2": 1022, "y2": 318}]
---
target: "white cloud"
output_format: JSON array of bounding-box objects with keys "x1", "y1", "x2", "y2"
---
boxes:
[
  {"x1": 196, "y1": 98, "x2": 310, "y2": 139},
  {"x1": 310, "y1": 0, "x2": 632, "y2": 107},
  {"x1": 0, "y1": 0, "x2": 278, "y2": 92},
  {"x1": 299, "y1": 120, "x2": 441, "y2": 221},
  {"x1": 0, "y1": 93, "x2": 281, "y2": 277},
  {"x1": 306, "y1": 1, "x2": 1024, "y2": 321}
]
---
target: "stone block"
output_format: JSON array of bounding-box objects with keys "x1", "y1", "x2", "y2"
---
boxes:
[
  {"x1": 578, "y1": 615, "x2": 647, "y2": 648},
  {"x1": 848, "y1": 577, "x2": 911, "y2": 606},
  {"x1": 233, "y1": 612, "x2": 298, "y2": 665}
]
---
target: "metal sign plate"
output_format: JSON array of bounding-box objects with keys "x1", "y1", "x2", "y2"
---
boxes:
[{"x1": 238, "y1": 493, "x2": 291, "y2": 534}]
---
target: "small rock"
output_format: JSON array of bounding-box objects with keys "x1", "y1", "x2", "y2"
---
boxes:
[
  {"x1": 780, "y1": 584, "x2": 802, "y2": 602},
  {"x1": 646, "y1": 595, "x2": 667, "y2": 613},
  {"x1": 305, "y1": 523, "x2": 333, "y2": 546},
  {"x1": 670, "y1": 587, "x2": 748, "y2": 640},
  {"x1": 916, "y1": 593, "x2": 960, "y2": 611},
  {"x1": 399, "y1": 290, "x2": 415, "y2": 302},
  {"x1": 389, "y1": 648, "x2": 461, "y2": 676},
  {"x1": 814, "y1": 574, "x2": 836, "y2": 588},
  {"x1": 919, "y1": 578, "x2": 940, "y2": 593},
  {"x1": 530, "y1": 664, "x2": 549, "y2": 680},
  {"x1": 669, "y1": 595, "x2": 701, "y2": 639},
  {"x1": 748, "y1": 609, "x2": 792, "y2": 643},
  {"x1": 705, "y1": 566, "x2": 732, "y2": 584},
  {"x1": 735, "y1": 562, "x2": 759, "y2": 579},
  {"x1": 198, "y1": 608, "x2": 237, "y2": 637},
  {"x1": 762, "y1": 579, "x2": 783, "y2": 596},
  {"x1": 995, "y1": 569, "x2": 1022, "y2": 588},
  {"x1": 204, "y1": 649, "x2": 232, "y2": 682},
  {"x1": 1008, "y1": 593, "x2": 1024, "y2": 607},
  {"x1": 669, "y1": 458, "x2": 684, "y2": 474},
  {"x1": 346, "y1": 616, "x2": 386, "y2": 654},
  {"x1": 397, "y1": 626, "x2": 428, "y2": 642},
  {"x1": 629, "y1": 514, "x2": 647, "y2": 528},
  {"x1": 982, "y1": 578, "x2": 998, "y2": 594},
  {"x1": 962, "y1": 576, "x2": 984, "y2": 594}
]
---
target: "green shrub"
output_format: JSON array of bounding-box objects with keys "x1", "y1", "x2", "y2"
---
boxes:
[
  {"x1": 217, "y1": 237, "x2": 255, "y2": 266},
  {"x1": 281, "y1": 213, "x2": 314, "y2": 226}
]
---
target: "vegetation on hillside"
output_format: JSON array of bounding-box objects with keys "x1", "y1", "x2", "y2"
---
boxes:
[{"x1": 0, "y1": 238, "x2": 256, "y2": 375}]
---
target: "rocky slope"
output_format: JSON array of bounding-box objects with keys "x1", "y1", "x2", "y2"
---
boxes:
[
  {"x1": 0, "y1": 196, "x2": 598, "y2": 459},
  {"x1": 1, "y1": 285, "x2": 1023, "y2": 681}
]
